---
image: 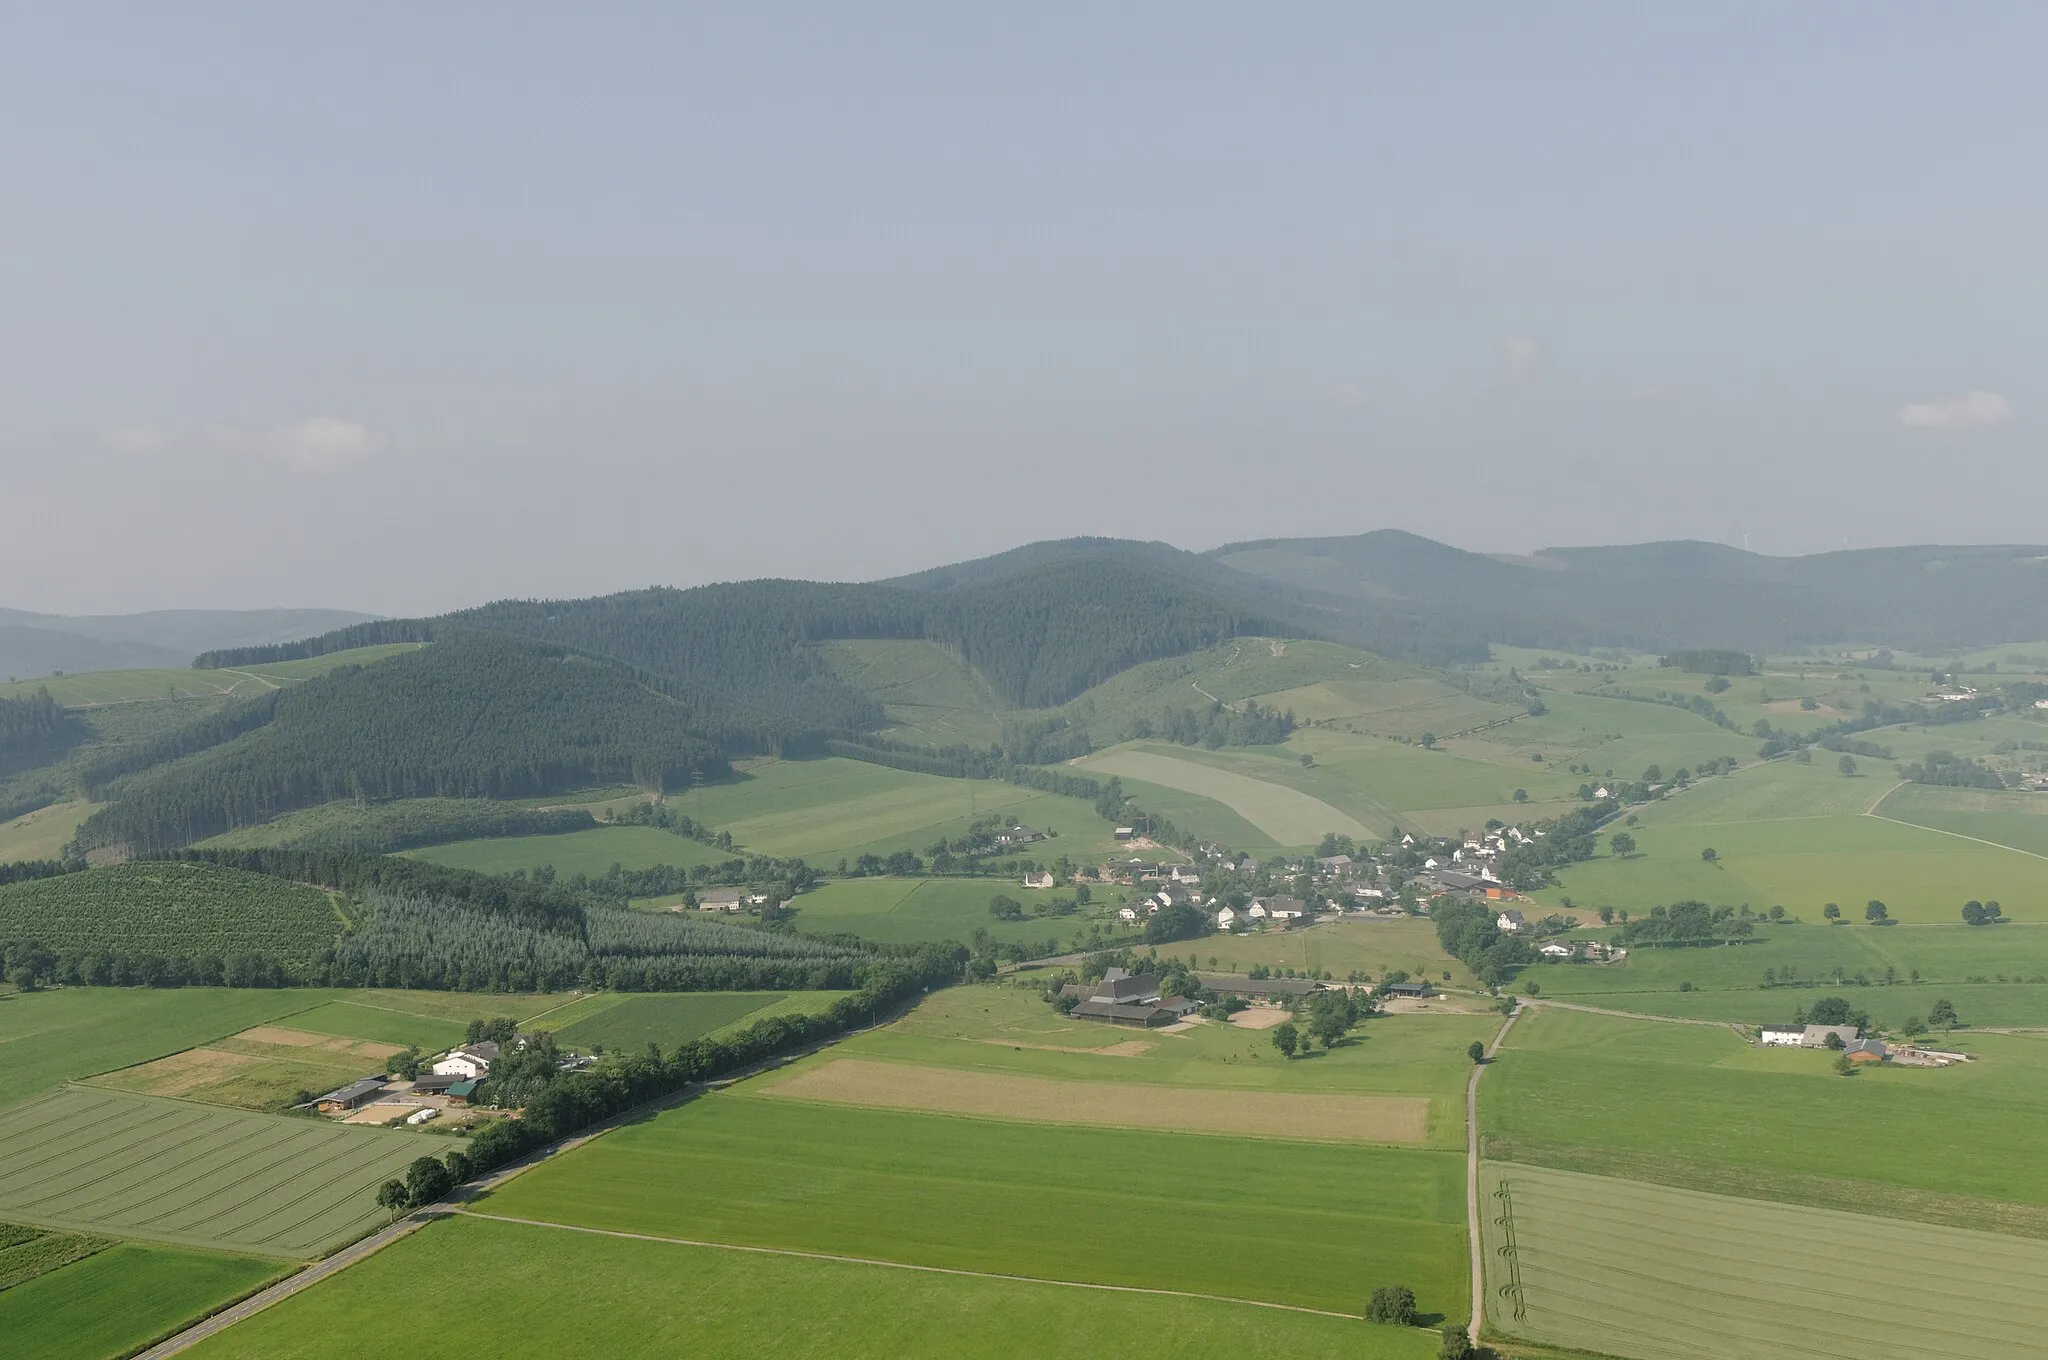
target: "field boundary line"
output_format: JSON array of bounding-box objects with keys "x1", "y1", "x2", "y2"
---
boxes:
[
  {"x1": 1521, "y1": 998, "x2": 1747, "y2": 1036},
  {"x1": 1865, "y1": 809, "x2": 2048, "y2": 864},
  {"x1": 1465, "y1": 1001, "x2": 1521, "y2": 1347},
  {"x1": 451, "y1": 1209, "x2": 1363, "y2": 1320}
]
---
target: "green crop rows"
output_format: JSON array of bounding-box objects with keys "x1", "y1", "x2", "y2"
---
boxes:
[{"x1": 0, "y1": 862, "x2": 343, "y2": 969}]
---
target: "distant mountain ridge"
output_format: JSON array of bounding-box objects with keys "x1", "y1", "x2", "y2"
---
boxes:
[{"x1": 0, "y1": 607, "x2": 378, "y2": 683}]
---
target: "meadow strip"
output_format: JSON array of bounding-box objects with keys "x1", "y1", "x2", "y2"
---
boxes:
[{"x1": 767, "y1": 1057, "x2": 1429, "y2": 1143}]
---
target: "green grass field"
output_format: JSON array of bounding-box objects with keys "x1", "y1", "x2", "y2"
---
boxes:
[
  {"x1": 406, "y1": 823, "x2": 733, "y2": 877},
  {"x1": 1538, "y1": 799, "x2": 2048, "y2": 923},
  {"x1": 779, "y1": 876, "x2": 1136, "y2": 947},
  {"x1": 179, "y1": 1213, "x2": 1437, "y2": 1360},
  {"x1": 1483, "y1": 1008, "x2": 2048, "y2": 1210},
  {"x1": 480, "y1": 1087, "x2": 1469, "y2": 1320},
  {"x1": 552, "y1": 991, "x2": 849, "y2": 1051},
  {"x1": 836, "y1": 984, "x2": 1493, "y2": 1145},
  {"x1": 0, "y1": 987, "x2": 347, "y2": 1107},
  {"x1": 0, "y1": 1087, "x2": 438, "y2": 1257},
  {"x1": 1478, "y1": 1162, "x2": 2048, "y2": 1360},
  {"x1": 1532, "y1": 982, "x2": 2048, "y2": 1031},
  {"x1": 0, "y1": 1241, "x2": 279, "y2": 1360},
  {"x1": 814, "y1": 638, "x2": 1006, "y2": 747},
  {"x1": 1876, "y1": 781, "x2": 2048, "y2": 857},
  {"x1": 1185, "y1": 917, "x2": 1472, "y2": 986},
  {"x1": 0, "y1": 862, "x2": 346, "y2": 968},
  {"x1": 0, "y1": 800, "x2": 97, "y2": 864}
]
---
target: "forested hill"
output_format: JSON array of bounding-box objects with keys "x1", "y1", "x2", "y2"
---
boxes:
[
  {"x1": 199, "y1": 555, "x2": 1293, "y2": 716},
  {"x1": 76, "y1": 632, "x2": 727, "y2": 855}
]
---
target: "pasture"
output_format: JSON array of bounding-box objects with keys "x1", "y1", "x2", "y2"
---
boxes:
[
  {"x1": 0, "y1": 987, "x2": 343, "y2": 1107},
  {"x1": 1538, "y1": 808, "x2": 2048, "y2": 922},
  {"x1": 1189, "y1": 916, "x2": 1471, "y2": 985},
  {"x1": 1478, "y1": 1162, "x2": 2048, "y2": 1360},
  {"x1": 1877, "y1": 781, "x2": 2048, "y2": 857},
  {"x1": 0, "y1": 1087, "x2": 437, "y2": 1257},
  {"x1": 814, "y1": 638, "x2": 1005, "y2": 747},
  {"x1": 1081, "y1": 745, "x2": 1372, "y2": 845},
  {"x1": 1482, "y1": 1008, "x2": 2048, "y2": 1210},
  {"x1": 768, "y1": 1056, "x2": 1431, "y2": 1143},
  {"x1": 0, "y1": 644, "x2": 419, "y2": 706},
  {"x1": 406, "y1": 823, "x2": 732, "y2": 877},
  {"x1": 177, "y1": 1213, "x2": 1436, "y2": 1360},
  {"x1": 553, "y1": 990, "x2": 847, "y2": 1051},
  {"x1": 778, "y1": 876, "x2": 1132, "y2": 947},
  {"x1": 847, "y1": 985, "x2": 1490, "y2": 1140},
  {"x1": 0, "y1": 800, "x2": 97, "y2": 864},
  {"x1": 1529, "y1": 982, "x2": 2048, "y2": 1031},
  {"x1": 479, "y1": 1089, "x2": 1470, "y2": 1320},
  {"x1": 0, "y1": 1242, "x2": 278, "y2": 1360}
]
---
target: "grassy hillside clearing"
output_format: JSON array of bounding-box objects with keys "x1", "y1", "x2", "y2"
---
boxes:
[
  {"x1": 1479, "y1": 1161, "x2": 2048, "y2": 1360},
  {"x1": 0, "y1": 1087, "x2": 438, "y2": 1256},
  {"x1": 176, "y1": 1213, "x2": 1437, "y2": 1360},
  {"x1": 478, "y1": 1091, "x2": 1469, "y2": 1321},
  {"x1": 0, "y1": 988, "x2": 348, "y2": 1108},
  {"x1": 1483, "y1": 1008, "x2": 2048, "y2": 1209},
  {"x1": 0, "y1": 799, "x2": 97, "y2": 863},
  {"x1": 0, "y1": 862, "x2": 346, "y2": 968},
  {"x1": 1081, "y1": 746, "x2": 1373, "y2": 845},
  {"x1": 813, "y1": 638, "x2": 1005, "y2": 747},
  {"x1": 0, "y1": 644, "x2": 420, "y2": 706},
  {"x1": 685, "y1": 757, "x2": 1123, "y2": 864},
  {"x1": 0, "y1": 1241, "x2": 280, "y2": 1360},
  {"x1": 405, "y1": 823, "x2": 733, "y2": 877}
]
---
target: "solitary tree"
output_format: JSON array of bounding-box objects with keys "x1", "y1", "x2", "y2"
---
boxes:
[
  {"x1": 375, "y1": 1179, "x2": 410, "y2": 1222},
  {"x1": 1366, "y1": 1285, "x2": 1418, "y2": 1325},
  {"x1": 1512, "y1": 788, "x2": 1529, "y2": 804},
  {"x1": 1928, "y1": 998, "x2": 1959, "y2": 1030},
  {"x1": 1609, "y1": 832, "x2": 1636, "y2": 858},
  {"x1": 1839, "y1": 755, "x2": 1858, "y2": 777},
  {"x1": 1598, "y1": 906, "x2": 1615, "y2": 924},
  {"x1": 403, "y1": 1155, "x2": 454, "y2": 1208},
  {"x1": 1701, "y1": 847, "x2": 1718, "y2": 863},
  {"x1": 1864, "y1": 900, "x2": 1888, "y2": 923},
  {"x1": 1467, "y1": 1040, "x2": 1487, "y2": 1064},
  {"x1": 1523, "y1": 980, "x2": 1540, "y2": 996},
  {"x1": 1900, "y1": 1015, "x2": 1927, "y2": 1037},
  {"x1": 1823, "y1": 903, "x2": 1841, "y2": 921},
  {"x1": 1419, "y1": 733, "x2": 1437, "y2": 750},
  {"x1": 1833, "y1": 1052, "x2": 1856, "y2": 1077},
  {"x1": 1271, "y1": 1021, "x2": 1300, "y2": 1059}
]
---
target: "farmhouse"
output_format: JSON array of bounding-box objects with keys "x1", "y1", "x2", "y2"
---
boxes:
[
  {"x1": 1378, "y1": 981, "x2": 1435, "y2": 999},
  {"x1": 407, "y1": 1073, "x2": 465, "y2": 1095},
  {"x1": 1063, "y1": 968, "x2": 1162, "y2": 1007},
  {"x1": 995, "y1": 825, "x2": 1044, "y2": 846},
  {"x1": 697, "y1": 888, "x2": 744, "y2": 912},
  {"x1": 1802, "y1": 1024, "x2": 1862, "y2": 1048},
  {"x1": 1114, "y1": 826, "x2": 1137, "y2": 839},
  {"x1": 1538, "y1": 942, "x2": 1575, "y2": 958},
  {"x1": 1844, "y1": 1039, "x2": 1889, "y2": 1064},
  {"x1": 1021, "y1": 871, "x2": 1056, "y2": 889},
  {"x1": 1117, "y1": 906, "x2": 1138, "y2": 922},
  {"x1": 1318, "y1": 853, "x2": 1353, "y2": 872},
  {"x1": 1215, "y1": 906, "x2": 1242, "y2": 929},
  {"x1": 315, "y1": 1077, "x2": 387, "y2": 1113},
  {"x1": 1070, "y1": 1000, "x2": 1177, "y2": 1027},
  {"x1": 431, "y1": 1042, "x2": 501, "y2": 1079},
  {"x1": 1496, "y1": 909, "x2": 1526, "y2": 932},
  {"x1": 1758, "y1": 1025, "x2": 1806, "y2": 1047}
]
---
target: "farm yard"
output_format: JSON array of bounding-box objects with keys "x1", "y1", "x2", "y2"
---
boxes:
[
  {"x1": 1478, "y1": 1163, "x2": 2048, "y2": 1360},
  {"x1": 0, "y1": 1087, "x2": 438, "y2": 1256}
]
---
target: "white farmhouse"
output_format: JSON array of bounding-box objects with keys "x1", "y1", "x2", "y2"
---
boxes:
[{"x1": 430, "y1": 1041, "x2": 500, "y2": 1079}]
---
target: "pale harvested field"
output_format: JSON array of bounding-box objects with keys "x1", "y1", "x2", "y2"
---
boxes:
[
  {"x1": 93, "y1": 1047, "x2": 264, "y2": 1098},
  {"x1": 1079, "y1": 748, "x2": 1369, "y2": 844},
  {"x1": 767, "y1": 1058, "x2": 1428, "y2": 1144},
  {"x1": 233, "y1": 1027, "x2": 403, "y2": 1060}
]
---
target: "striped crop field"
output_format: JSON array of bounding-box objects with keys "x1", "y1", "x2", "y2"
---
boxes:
[
  {"x1": 0, "y1": 1088, "x2": 437, "y2": 1258},
  {"x1": 1479, "y1": 1162, "x2": 2048, "y2": 1359}
]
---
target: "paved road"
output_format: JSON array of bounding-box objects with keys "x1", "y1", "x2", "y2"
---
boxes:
[{"x1": 1465, "y1": 1002, "x2": 1522, "y2": 1349}]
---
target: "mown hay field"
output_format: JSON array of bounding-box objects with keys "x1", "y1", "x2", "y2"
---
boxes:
[
  {"x1": 0, "y1": 799, "x2": 98, "y2": 865},
  {"x1": 479, "y1": 1090, "x2": 1470, "y2": 1320},
  {"x1": 177, "y1": 1213, "x2": 1438, "y2": 1360},
  {"x1": 0, "y1": 1241, "x2": 279, "y2": 1360},
  {"x1": 769, "y1": 1057, "x2": 1430, "y2": 1143},
  {"x1": 0, "y1": 987, "x2": 345, "y2": 1108},
  {"x1": 0, "y1": 1087, "x2": 437, "y2": 1257},
  {"x1": 1479, "y1": 1162, "x2": 2048, "y2": 1360},
  {"x1": 86, "y1": 1025, "x2": 405, "y2": 1111}
]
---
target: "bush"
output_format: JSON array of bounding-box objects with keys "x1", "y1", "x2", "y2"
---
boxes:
[{"x1": 1367, "y1": 1284, "x2": 1418, "y2": 1325}]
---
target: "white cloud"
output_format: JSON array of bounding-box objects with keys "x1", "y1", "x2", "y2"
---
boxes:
[
  {"x1": 1504, "y1": 335, "x2": 1540, "y2": 382},
  {"x1": 213, "y1": 417, "x2": 385, "y2": 473},
  {"x1": 102, "y1": 425, "x2": 179, "y2": 456},
  {"x1": 1897, "y1": 391, "x2": 2014, "y2": 431}
]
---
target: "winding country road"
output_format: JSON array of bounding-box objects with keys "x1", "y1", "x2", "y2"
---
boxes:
[{"x1": 1465, "y1": 1001, "x2": 1522, "y2": 1349}]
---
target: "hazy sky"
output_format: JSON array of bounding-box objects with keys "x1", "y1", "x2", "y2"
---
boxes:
[{"x1": 3, "y1": 5, "x2": 2041, "y2": 615}]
